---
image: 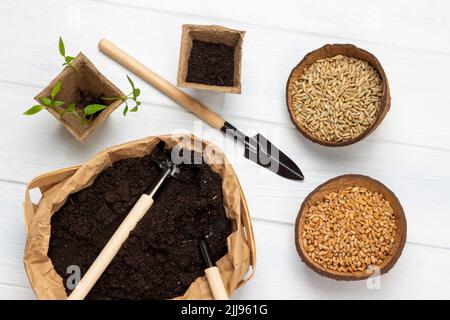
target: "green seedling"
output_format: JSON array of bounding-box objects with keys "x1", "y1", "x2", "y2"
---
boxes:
[
  {"x1": 24, "y1": 37, "x2": 142, "y2": 125},
  {"x1": 24, "y1": 75, "x2": 142, "y2": 125},
  {"x1": 101, "y1": 75, "x2": 141, "y2": 116},
  {"x1": 79, "y1": 74, "x2": 142, "y2": 117},
  {"x1": 59, "y1": 37, "x2": 76, "y2": 68},
  {"x1": 23, "y1": 80, "x2": 65, "y2": 115},
  {"x1": 23, "y1": 80, "x2": 86, "y2": 124},
  {"x1": 23, "y1": 80, "x2": 100, "y2": 125}
]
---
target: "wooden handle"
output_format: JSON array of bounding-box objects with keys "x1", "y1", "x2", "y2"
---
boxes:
[
  {"x1": 68, "y1": 194, "x2": 154, "y2": 300},
  {"x1": 204, "y1": 266, "x2": 229, "y2": 300},
  {"x1": 98, "y1": 39, "x2": 225, "y2": 129}
]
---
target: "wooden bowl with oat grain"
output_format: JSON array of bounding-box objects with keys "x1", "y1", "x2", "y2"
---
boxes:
[
  {"x1": 286, "y1": 44, "x2": 391, "y2": 147},
  {"x1": 295, "y1": 174, "x2": 406, "y2": 280}
]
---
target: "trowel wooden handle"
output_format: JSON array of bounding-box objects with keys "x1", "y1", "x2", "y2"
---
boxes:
[
  {"x1": 98, "y1": 39, "x2": 225, "y2": 129},
  {"x1": 68, "y1": 194, "x2": 154, "y2": 300},
  {"x1": 204, "y1": 266, "x2": 229, "y2": 300}
]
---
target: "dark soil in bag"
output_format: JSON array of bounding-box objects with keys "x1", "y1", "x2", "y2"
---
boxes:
[{"x1": 48, "y1": 142, "x2": 232, "y2": 300}]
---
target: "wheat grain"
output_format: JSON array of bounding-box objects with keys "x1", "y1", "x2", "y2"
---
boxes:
[{"x1": 300, "y1": 186, "x2": 397, "y2": 273}]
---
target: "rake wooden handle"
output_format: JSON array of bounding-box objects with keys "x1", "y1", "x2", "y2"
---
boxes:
[
  {"x1": 204, "y1": 266, "x2": 229, "y2": 300},
  {"x1": 98, "y1": 39, "x2": 225, "y2": 129},
  {"x1": 68, "y1": 194, "x2": 154, "y2": 300}
]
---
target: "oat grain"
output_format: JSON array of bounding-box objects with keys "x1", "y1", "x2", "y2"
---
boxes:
[{"x1": 291, "y1": 55, "x2": 382, "y2": 143}]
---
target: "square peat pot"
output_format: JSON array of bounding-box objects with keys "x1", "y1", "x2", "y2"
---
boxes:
[
  {"x1": 35, "y1": 53, "x2": 124, "y2": 142},
  {"x1": 177, "y1": 24, "x2": 245, "y2": 94}
]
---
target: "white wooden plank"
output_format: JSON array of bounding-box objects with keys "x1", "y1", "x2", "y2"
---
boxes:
[
  {"x1": 0, "y1": 182, "x2": 32, "y2": 290},
  {"x1": 0, "y1": 284, "x2": 35, "y2": 300},
  {"x1": 2, "y1": 180, "x2": 449, "y2": 299},
  {"x1": 1, "y1": 0, "x2": 450, "y2": 300},
  {"x1": 1, "y1": 1, "x2": 450, "y2": 150},
  {"x1": 233, "y1": 219, "x2": 450, "y2": 299},
  {"x1": 94, "y1": 0, "x2": 450, "y2": 55},
  {"x1": 1, "y1": 80, "x2": 450, "y2": 248}
]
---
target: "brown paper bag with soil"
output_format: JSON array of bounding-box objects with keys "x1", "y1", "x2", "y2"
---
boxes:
[{"x1": 23, "y1": 135, "x2": 256, "y2": 299}]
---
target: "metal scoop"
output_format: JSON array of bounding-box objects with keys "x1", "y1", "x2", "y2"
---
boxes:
[{"x1": 148, "y1": 160, "x2": 178, "y2": 197}]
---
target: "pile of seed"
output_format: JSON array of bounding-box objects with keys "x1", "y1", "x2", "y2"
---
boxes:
[
  {"x1": 300, "y1": 186, "x2": 397, "y2": 273},
  {"x1": 291, "y1": 55, "x2": 383, "y2": 143}
]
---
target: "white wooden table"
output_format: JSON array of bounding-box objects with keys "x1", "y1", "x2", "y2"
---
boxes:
[{"x1": 1, "y1": 0, "x2": 450, "y2": 299}]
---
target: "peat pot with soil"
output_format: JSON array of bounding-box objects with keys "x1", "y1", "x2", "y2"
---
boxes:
[
  {"x1": 177, "y1": 24, "x2": 245, "y2": 94},
  {"x1": 24, "y1": 38, "x2": 142, "y2": 142},
  {"x1": 23, "y1": 135, "x2": 256, "y2": 300}
]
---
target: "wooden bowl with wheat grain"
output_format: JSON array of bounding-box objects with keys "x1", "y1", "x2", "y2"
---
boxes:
[
  {"x1": 295, "y1": 175, "x2": 406, "y2": 280},
  {"x1": 286, "y1": 44, "x2": 391, "y2": 147}
]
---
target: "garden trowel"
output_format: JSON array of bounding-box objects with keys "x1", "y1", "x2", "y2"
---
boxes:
[{"x1": 98, "y1": 39, "x2": 304, "y2": 181}]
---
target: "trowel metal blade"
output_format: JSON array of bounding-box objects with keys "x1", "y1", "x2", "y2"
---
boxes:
[{"x1": 244, "y1": 134, "x2": 304, "y2": 180}]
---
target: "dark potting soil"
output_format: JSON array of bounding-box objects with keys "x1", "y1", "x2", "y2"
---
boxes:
[
  {"x1": 186, "y1": 40, "x2": 235, "y2": 86},
  {"x1": 48, "y1": 142, "x2": 232, "y2": 300}
]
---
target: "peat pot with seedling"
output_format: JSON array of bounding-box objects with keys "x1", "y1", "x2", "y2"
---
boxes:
[{"x1": 24, "y1": 38, "x2": 142, "y2": 142}]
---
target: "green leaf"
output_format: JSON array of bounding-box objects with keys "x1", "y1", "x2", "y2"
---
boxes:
[
  {"x1": 126, "y1": 75, "x2": 135, "y2": 90},
  {"x1": 59, "y1": 37, "x2": 65, "y2": 57},
  {"x1": 39, "y1": 97, "x2": 52, "y2": 106},
  {"x1": 132, "y1": 88, "x2": 140, "y2": 99},
  {"x1": 66, "y1": 103, "x2": 76, "y2": 112},
  {"x1": 53, "y1": 100, "x2": 65, "y2": 107},
  {"x1": 123, "y1": 104, "x2": 129, "y2": 116},
  {"x1": 23, "y1": 105, "x2": 44, "y2": 115},
  {"x1": 84, "y1": 104, "x2": 107, "y2": 115},
  {"x1": 65, "y1": 56, "x2": 75, "y2": 64},
  {"x1": 130, "y1": 106, "x2": 138, "y2": 112},
  {"x1": 136, "y1": 101, "x2": 141, "y2": 106},
  {"x1": 51, "y1": 80, "x2": 62, "y2": 99},
  {"x1": 61, "y1": 103, "x2": 76, "y2": 116}
]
